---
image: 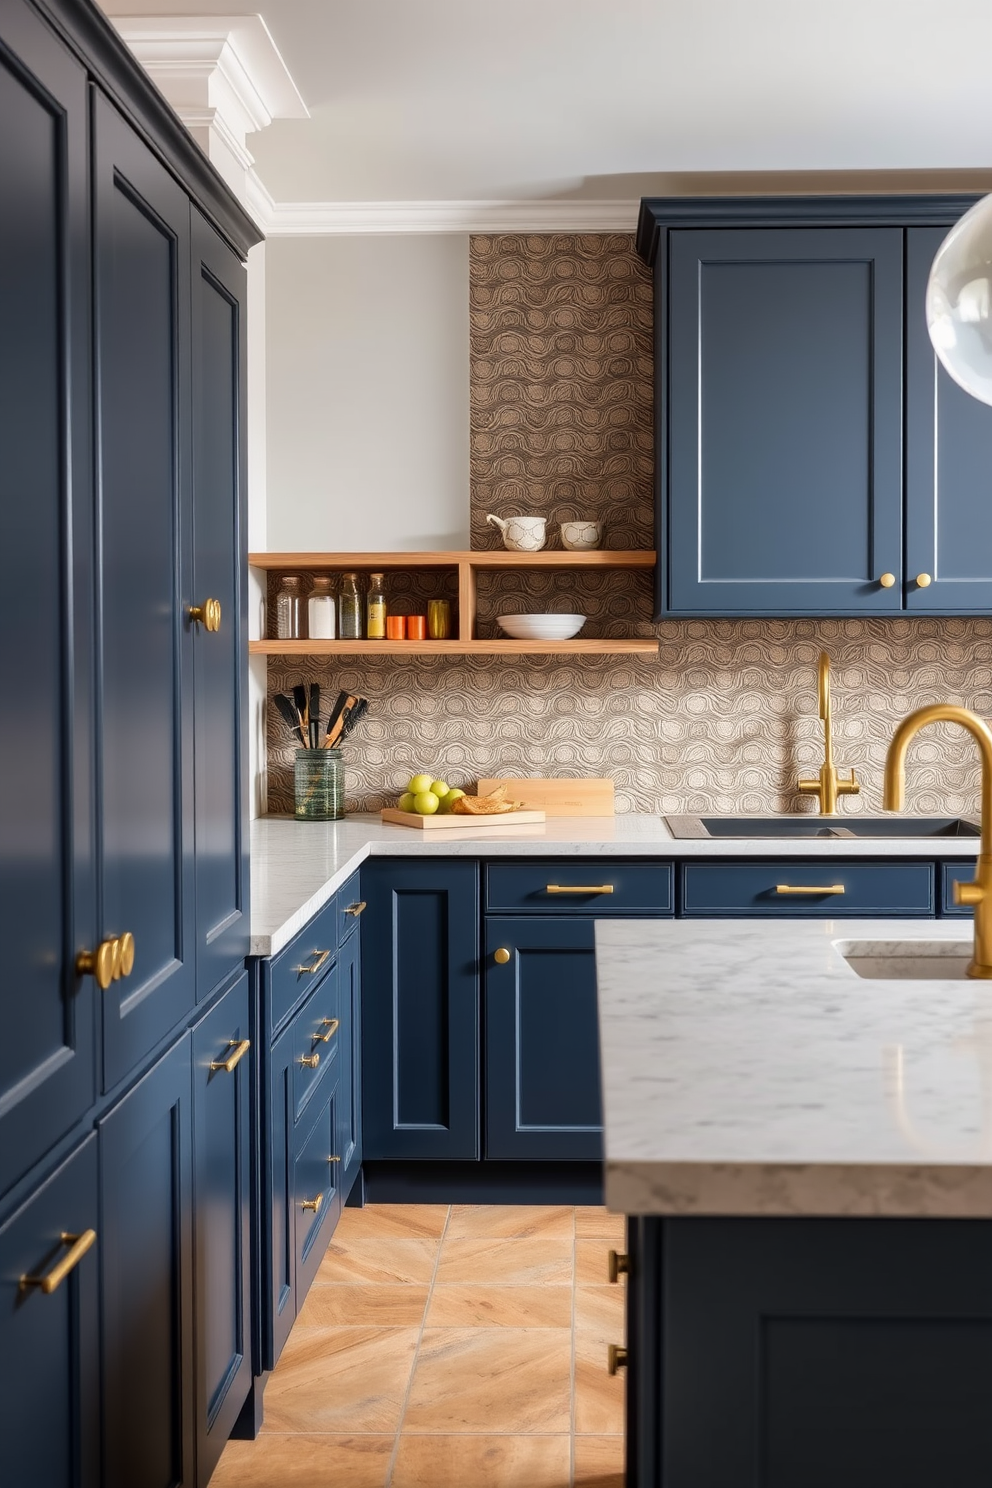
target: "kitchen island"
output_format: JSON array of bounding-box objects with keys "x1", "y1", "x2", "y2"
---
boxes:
[{"x1": 595, "y1": 917, "x2": 992, "y2": 1487}]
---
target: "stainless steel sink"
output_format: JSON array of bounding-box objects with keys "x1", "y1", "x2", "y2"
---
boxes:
[
  {"x1": 665, "y1": 814, "x2": 981, "y2": 840},
  {"x1": 837, "y1": 940, "x2": 972, "y2": 980}
]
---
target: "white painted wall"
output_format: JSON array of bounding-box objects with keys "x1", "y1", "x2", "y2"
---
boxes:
[
  {"x1": 247, "y1": 241, "x2": 268, "y2": 817},
  {"x1": 264, "y1": 234, "x2": 470, "y2": 552}
]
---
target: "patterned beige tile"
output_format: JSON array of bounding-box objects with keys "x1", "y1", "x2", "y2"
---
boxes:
[
  {"x1": 574, "y1": 1284, "x2": 625, "y2": 1345},
  {"x1": 391, "y1": 1433, "x2": 571, "y2": 1488},
  {"x1": 403, "y1": 1327, "x2": 572, "y2": 1434},
  {"x1": 573, "y1": 1434, "x2": 625, "y2": 1486},
  {"x1": 574, "y1": 1334, "x2": 626, "y2": 1436},
  {"x1": 262, "y1": 1326, "x2": 419, "y2": 1434},
  {"x1": 426, "y1": 1284, "x2": 572, "y2": 1328},
  {"x1": 297, "y1": 1283, "x2": 430, "y2": 1328},
  {"x1": 210, "y1": 1434, "x2": 393, "y2": 1487},
  {"x1": 446, "y1": 1204, "x2": 574, "y2": 1241},
  {"x1": 574, "y1": 1207, "x2": 626, "y2": 1244},
  {"x1": 575, "y1": 1238, "x2": 616, "y2": 1287},
  {"x1": 315, "y1": 1237, "x2": 439, "y2": 1286},
  {"x1": 436, "y1": 1236, "x2": 572, "y2": 1287},
  {"x1": 332, "y1": 1203, "x2": 449, "y2": 1241}
]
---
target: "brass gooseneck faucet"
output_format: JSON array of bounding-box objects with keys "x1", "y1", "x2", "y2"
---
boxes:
[
  {"x1": 884, "y1": 704, "x2": 992, "y2": 979},
  {"x1": 797, "y1": 652, "x2": 859, "y2": 815}
]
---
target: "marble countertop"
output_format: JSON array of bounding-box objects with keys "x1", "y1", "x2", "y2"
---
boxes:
[
  {"x1": 595, "y1": 916, "x2": 992, "y2": 1219},
  {"x1": 250, "y1": 812, "x2": 980, "y2": 955}
]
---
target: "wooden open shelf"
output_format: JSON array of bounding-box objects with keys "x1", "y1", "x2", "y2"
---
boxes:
[{"x1": 249, "y1": 550, "x2": 658, "y2": 657}]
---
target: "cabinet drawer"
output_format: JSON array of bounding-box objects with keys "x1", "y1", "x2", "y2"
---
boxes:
[
  {"x1": 941, "y1": 862, "x2": 977, "y2": 917},
  {"x1": 486, "y1": 860, "x2": 674, "y2": 915},
  {"x1": 681, "y1": 861, "x2": 935, "y2": 916},
  {"x1": 293, "y1": 965, "x2": 341, "y2": 1122},
  {"x1": 294, "y1": 1085, "x2": 341, "y2": 1300},
  {"x1": 336, "y1": 871, "x2": 366, "y2": 944},
  {"x1": 269, "y1": 895, "x2": 337, "y2": 1035}
]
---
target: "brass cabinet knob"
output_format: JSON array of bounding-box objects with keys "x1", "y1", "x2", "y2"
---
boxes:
[
  {"x1": 916, "y1": 572, "x2": 932, "y2": 588},
  {"x1": 301, "y1": 1194, "x2": 322, "y2": 1213},
  {"x1": 76, "y1": 937, "x2": 119, "y2": 990},
  {"x1": 879, "y1": 572, "x2": 896, "y2": 588},
  {"x1": 210, "y1": 1039, "x2": 251, "y2": 1073},
  {"x1": 189, "y1": 598, "x2": 221, "y2": 631},
  {"x1": 299, "y1": 1052, "x2": 320, "y2": 1070},
  {"x1": 116, "y1": 931, "x2": 135, "y2": 979},
  {"x1": 608, "y1": 1249, "x2": 629, "y2": 1284},
  {"x1": 21, "y1": 1229, "x2": 97, "y2": 1295},
  {"x1": 607, "y1": 1344, "x2": 628, "y2": 1376},
  {"x1": 494, "y1": 947, "x2": 511, "y2": 965}
]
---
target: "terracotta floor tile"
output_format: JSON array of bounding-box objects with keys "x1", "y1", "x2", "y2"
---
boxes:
[
  {"x1": 298, "y1": 1283, "x2": 430, "y2": 1328},
  {"x1": 210, "y1": 1434, "x2": 393, "y2": 1487},
  {"x1": 315, "y1": 1237, "x2": 439, "y2": 1285},
  {"x1": 436, "y1": 1236, "x2": 572, "y2": 1287},
  {"x1": 403, "y1": 1327, "x2": 572, "y2": 1434},
  {"x1": 391, "y1": 1433, "x2": 571, "y2": 1488},
  {"x1": 426, "y1": 1283, "x2": 572, "y2": 1328},
  {"x1": 574, "y1": 1207, "x2": 627, "y2": 1244},
  {"x1": 333, "y1": 1203, "x2": 449, "y2": 1240},
  {"x1": 574, "y1": 1284, "x2": 625, "y2": 1344},
  {"x1": 575, "y1": 1238, "x2": 616, "y2": 1287},
  {"x1": 262, "y1": 1325, "x2": 419, "y2": 1433},
  {"x1": 446, "y1": 1204, "x2": 574, "y2": 1241},
  {"x1": 574, "y1": 1337, "x2": 625, "y2": 1436},
  {"x1": 573, "y1": 1434, "x2": 625, "y2": 1486}
]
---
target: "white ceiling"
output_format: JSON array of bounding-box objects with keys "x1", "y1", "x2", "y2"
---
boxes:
[{"x1": 102, "y1": 0, "x2": 992, "y2": 206}]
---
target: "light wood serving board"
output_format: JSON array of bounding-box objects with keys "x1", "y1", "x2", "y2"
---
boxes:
[
  {"x1": 477, "y1": 777, "x2": 614, "y2": 817},
  {"x1": 380, "y1": 807, "x2": 546, "y2": 830}
]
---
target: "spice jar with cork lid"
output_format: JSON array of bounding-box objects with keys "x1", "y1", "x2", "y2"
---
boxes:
[{"x1": 308, "y1": 575, "x2": 336, "y2": 639}]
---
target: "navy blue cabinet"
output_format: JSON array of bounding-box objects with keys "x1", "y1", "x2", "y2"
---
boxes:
[
  {"x1": 338, "y1": 913, "x2": 364, "y2": 1195},
  {"x1": 362, "y1": 859, "x2": 480, "y2": 1160}
]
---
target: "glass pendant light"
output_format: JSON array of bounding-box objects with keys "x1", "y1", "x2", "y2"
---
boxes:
[{"x1": 926, "y1": 194, "x2": 992, "y2": 405}]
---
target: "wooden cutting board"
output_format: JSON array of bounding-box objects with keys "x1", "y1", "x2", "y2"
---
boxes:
[
  {"x1": 477, "y1": 777, "x2": 614, "y2": 817},
  {"x1": 380, "y1": 807, "x2": 546, "y2": 830}
]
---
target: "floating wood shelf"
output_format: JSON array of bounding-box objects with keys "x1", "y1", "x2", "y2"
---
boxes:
[{"x1": 249, "y1": 638, "x2": 658, "y2": 656}]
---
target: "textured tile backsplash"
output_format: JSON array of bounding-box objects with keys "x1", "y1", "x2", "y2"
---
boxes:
[{"x1": 265, "y1": 234, "x2": 992, "y2": 818}]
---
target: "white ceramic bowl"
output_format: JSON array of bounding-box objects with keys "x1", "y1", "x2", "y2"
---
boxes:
[{"x1": 496, "y1": 613, "x2": 586, "y2": 640}]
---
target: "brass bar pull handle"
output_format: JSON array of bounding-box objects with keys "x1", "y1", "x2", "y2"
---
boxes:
[
  {"x1": 295, "y1": 950, "x2": 330, "y2": 975},
  {"x1": 328, "y1": 1154, "x2": 341, "y2": 1163},
  {"x1": 608, "y1": 1249, "x2": 629, "y2": 1284},
  {"x1": 545, "y1": 884, "x2": 615, "y2": 895},
  {"x1": 210, "y1": 1039, "x2": 250, "y2": 1073},
  {"x1": 189, "y1": 598, "x2": 221, "y2": 631},
  {"x1": 775, "y1": 884, "x2": 846, "y2": 896},
  {"x1": 22, "y1": 1229, "x2": 97, "y2": 1294},
  {"x1": 344, "y1": 901, "x2": 367, "y2": 917},
  {"x1": 315, "y1": 1018, "x2": 340, "y2": 1043},
  {"x1": 607, "y1": 1344, "x2": 628, "y2": 1376},
  {"x1": 301, "y1": 1194, "x2": 322, "y2": 1213},
  {"x1": 76, "y1": 938, "x2": 119, "y2": 990},
  {"x1": 300, "y1": 1052, "x2": 320, "y2": 1070}
]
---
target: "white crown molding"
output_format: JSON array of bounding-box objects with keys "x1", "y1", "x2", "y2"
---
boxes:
[{"x1": 248, "y1": 187, "x2": 641, "y2": 236}]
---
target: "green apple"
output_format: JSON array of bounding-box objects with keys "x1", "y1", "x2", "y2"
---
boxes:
[
  {"x1": 408, "y1": 773, "x2": 434, "y2": 795},
  {"x1": 430, "y1": 780, "x2": 449, "y2": 799},
  {"x1": 437, "y1": 787, "x2": 465, "y2": 814},
  {"x1": 413, "y1": 790, "x2": 440, "y2": 815},
  {"x1": 397, "y1": 791, "x2": 416, "y2": 812}
]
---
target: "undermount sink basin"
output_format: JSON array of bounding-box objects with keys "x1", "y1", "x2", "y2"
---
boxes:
[
  {"x1": 837, "y1": 940, "x2": 973, "y2": 980},
  {"x1": 665, "y1": 815, "x2": 981, "y2": 841}
]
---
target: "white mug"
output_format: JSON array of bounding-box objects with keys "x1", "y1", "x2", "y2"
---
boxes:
[
  {"x1": 560, "y1": 519, "x2": 603, "y2": 551},
  {"x1": 486, "y1": 513, "x2": 547, "y2": 552}
]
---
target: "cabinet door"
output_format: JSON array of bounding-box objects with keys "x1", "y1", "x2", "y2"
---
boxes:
[
  {"x1": 192, "y1": 974, "x2": 251, "y2": 1483},
  {"x1": 99, "y1": 1035, "x2": 194, "y2": 1488},
  {"x1": 190, "y1": 209, "x2": 249, "y2": 997},
  {"x1": 905, "y1": 225, "x2": 992, "y2": 611},
  {"x1": 0, "y1": 1135, "x2": 99, "y2": 1488},
  {"x1": 337, "y1": 922, "x2": 363, "y2": 1195},
  {"x1": 666, "y1": 227, "x2": 904, "y2": 615},
  {"x1": 0, "y1": 1, "x2": 95, "y2": 1197},
  {"x1": 266, "y1": 1018, "x2": 296, "y2": 1369},
  {"x1": 362, "y1": 860, "x2": 480, "y2": 1160},
  {"x1": 93, "y1": 92, "x2": 195, "y2": 1090},
  {"x1": 485, "y1": 917, "x2": 603, "y2": 1161}
]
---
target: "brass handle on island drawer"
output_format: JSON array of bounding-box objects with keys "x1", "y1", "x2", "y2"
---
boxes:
[
  {"x1": 608, "y1": 1250, "x2": 629, "y2": 1284},
  {"x1": 344, "y1": 901, "x2": 366, "y2": 917},
  {"x1": 301, "y1": 1194, "x2": 322, "y2": 1213},
  {"x1": 546, "y1": 884, "x2": 615, "y2": 895},
  {"x1": 295, "y1": 950, "x2": 330, "y2": 975},
  {"x1": 210, "y1": 1039, "x2": 250, "y2": 1073},
  {"x1": 608, "y1": 1344, "x2": 628, "y2": 1376},
  {"x1": 189, "y1": 598, "x2": 221, "y2": 631},
  {"x1": 315, "y1": 1018, "x2": 339, "y2": 1043},
  {"x1": 775, "y1": 884, "x2": 845, "y2": 896},
  {"x1": 21, "y1": 1229, "x2": 97, "y2": 1294}
]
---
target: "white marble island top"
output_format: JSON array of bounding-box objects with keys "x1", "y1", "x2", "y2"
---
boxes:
[{"x1": 595, "y1": 917, "x2": 992, "y2": 1219}]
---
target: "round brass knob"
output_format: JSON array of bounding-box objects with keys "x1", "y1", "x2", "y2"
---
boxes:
[
  {"x1": 607, "y1": 1344, "x2": 628, "y2": 1376},
  {"x1": 608, "y1": 1249, "x2": 630, "y2": 1284},
  {"x1": 879, "y1": 572, "x2": 896, "y2": 589},
  {"x1": 300, "y1": 1053, "x2": 320, "y2": 1070},
  {"x1": 916, "y1": 572, "x2": 932, "y2": 588},
  {"x1": 494, "y1": 948, "x2": 510, "y2": 965},
  {"x1": 115, "y1": 931, "x2": 135, "y2": 979},
  {"x1": 76, "y1": 937, "x2": 119, "y2": 991},
  {"x1": 189, "y1": 598, "x2": 221, "y2": 632}
]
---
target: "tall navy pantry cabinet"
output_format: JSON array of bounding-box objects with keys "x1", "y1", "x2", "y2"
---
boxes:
[{"x1": 0, "y1": 2, "x2": 260, "y2": 1486}]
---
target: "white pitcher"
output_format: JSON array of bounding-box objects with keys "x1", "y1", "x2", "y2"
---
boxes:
[{"x1": 486, "y1": 513, "x2": 547, "y2": 552}]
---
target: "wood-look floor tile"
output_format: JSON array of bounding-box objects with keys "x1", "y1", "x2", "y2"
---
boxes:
[
  {"x1": 262, "y1": 1326, "x2": 419, "y2": 1433},
  {"x1": 446, "y1": 1204, "x2": 574, "y2": 1241},
  {"x1": 315, "y1": 1237, "x2": 439, "y2": 1285},
  {"x1": 436, "y1": 1236, "x2": 572, "y2": 1287},
  {"x1": 426, "y1": 1283, "x2": 572, "y2": 1328},
  {"x1": 574, "y1": 1284, "x2": 625, "y2": 1344},
  {"x1": 391, "y1": 1433, "x2": 570, "y2": 1487},
  {"x1": 298, "y1": 1283, "x2": 430, "y2": 1328},
  {"x1": 210, "y1": 1434, "x2": 393, "y2": 1487},
  {"x1": 403, "y1": 1327, "x2": 572, "y2": 1434},
  {"x1": 333, "y1": 1203, "x2": 449, "y2": 1240},
  {"x1": 574, "y1": 1336, "x2": 625, "y2": 1436},
  {"x1": 573, "y1": 1434, "x2": 625, "y2": 1486},
  {"x1": 575, "y1": 1238, "x2": 616, "y2": 1287},
  {"x1": 574, "y1": 1207, "x2": 626, "y2": 1244}
]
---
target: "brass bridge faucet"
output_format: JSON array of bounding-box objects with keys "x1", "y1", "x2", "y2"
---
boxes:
[
  {"x1": 884, "y1": 704, "x2": 992, "y2": 979},
  {"x1": 797, "y1": 652, "x2": 859, "y2": 815}
]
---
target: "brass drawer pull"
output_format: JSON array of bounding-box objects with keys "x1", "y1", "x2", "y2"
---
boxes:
[
  {"x1": 295, "y1": 949, "x2": 330, "y2": 975},
  {"x1": 328, "y1": 1154, "x2": 341, "y2": 1163},
  {"x1": 315, "y1": 1018, "x2": 340, "y2": 1044},
  {"x1": 210, "y1": 1039, "x2": 250, "y2": 1073},
  {"x1": 545, "y1": 884, "x2": 615, "y2": 895},
  {"x1": 301, "y1": 1194, "x2": 322, "y2": 1214},
  {"x1": 608, "y1": 1249, "x2": 629, "y2": 1284},
  {"x1": 300, "y1": 1052, "x2": 320, "y2": 1070},
  {"x1": 22, "y1": 1229, "x2": 97, "y2": 1295},
  {"x1": 775, "y1": 884, "x2": 846, "y2": 896},
  {"x1": 344, "y1": 901, "x2": 367, "y2": 917},
  {"x1": 607, "y1": 1344, "x2": 628, "y2": 1376},
  {"x1": 189, "y1": 598, "x2": 221, "y2": 631}
]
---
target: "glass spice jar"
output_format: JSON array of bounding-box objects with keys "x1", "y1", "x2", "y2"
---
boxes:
[
  {"x1": 366, "y1": 572, "x2": 386, "y2": 639},
  {"x1": 338, "y1": 572, "x2": 363, "y2": 639},
  {"x1": 308, "y1": 575, "x2": 336, "y2": 640},
  {"x1": 274, "y1": 575, "x2": 303, "y2": 639}
]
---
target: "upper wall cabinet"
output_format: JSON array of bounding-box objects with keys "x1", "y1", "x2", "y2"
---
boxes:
[{"x1": 637, "y1": 196, "x2": 992, "y2": 617}]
